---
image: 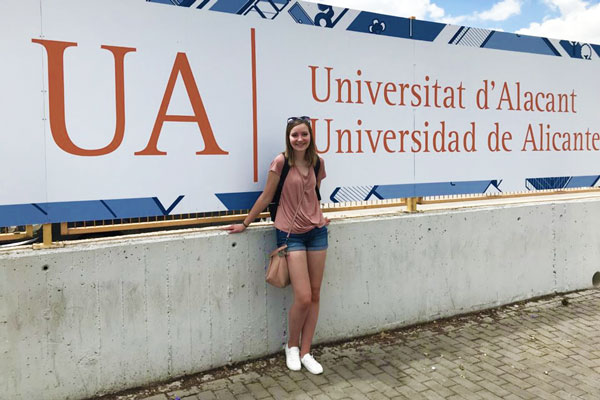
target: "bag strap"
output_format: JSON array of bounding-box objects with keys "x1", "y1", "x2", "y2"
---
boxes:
[
  {"x1": 314, "y1": 157, "x2": 321, "y2": 201},
  {"x1": 269, "y1": 154, "x2": 290, "y2": 220},
  {"x1": 276, "y1": 157, "x2": 291, "y2": 201}
]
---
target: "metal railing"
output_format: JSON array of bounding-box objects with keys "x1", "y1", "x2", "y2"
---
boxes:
[
  {"x1": 0, "y1": 225, "x2": 34, "y2": 242},
  {"x1": 2, "y1": 187, "x2": 600, "y2": 249}
]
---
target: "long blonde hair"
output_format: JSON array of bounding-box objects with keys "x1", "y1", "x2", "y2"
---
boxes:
[{"x1": 284, "y1": 119, "x2": 318, "y2": 167}]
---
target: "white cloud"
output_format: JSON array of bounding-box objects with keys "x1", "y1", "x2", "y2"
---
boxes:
[
  {"x1": 541, "y1": 0, "x2": 587, "y2": 15},
  {"x1": 477, "y1": 0, "x2": 522, "y2": 21},
  {"x1": 303, "y1": 0, "x2": 446, "y2": 20},
  {"x1": 303, "y1": 0, "x2": 522, "y2": 26},
  {"x1": 435, "y1": 0, "x2": 524, "y2": 27},
  {"x1": 427, "y1": 3, "x2": 445, "y2": 19},
  {"x1": 517, "y1": 0, "x2": 600, "y2": 43},
  {"x1": 438, "y1": 14, "x2": 467, "y2": 25},
  {"x1": 441, "y1": 0, "x2": 522, "y2": 26}
]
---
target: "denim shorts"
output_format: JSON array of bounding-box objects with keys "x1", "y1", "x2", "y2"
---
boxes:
[{"x1": 276, "y1": 226, "x2": 328, "y2": 252}]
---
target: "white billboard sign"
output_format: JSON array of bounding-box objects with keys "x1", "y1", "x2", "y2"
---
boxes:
[{"x1": 1, "y1": 0, "x2": 599, "y2": 226}]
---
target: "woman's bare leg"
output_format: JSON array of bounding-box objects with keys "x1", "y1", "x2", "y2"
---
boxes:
[
  {"x1": 300, "y1": 249, "x2": 327, "y2": 357},
  {"x1": 286, "y1": 250, "x2": 311, "y2": 348}
]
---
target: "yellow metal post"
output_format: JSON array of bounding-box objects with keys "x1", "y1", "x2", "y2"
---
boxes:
[
  {"x1": 60, "y1": 222, "x2": 68, "y2": 236},
  {"x1": 33, "y1": 223, "x2": 64, "y2": 249},
  {"x1": 406, "y1": 197, "x2": 418, "y2": 212},
  {"x1": 43, "y1": 224, "x2": 52, "y2": 247}
]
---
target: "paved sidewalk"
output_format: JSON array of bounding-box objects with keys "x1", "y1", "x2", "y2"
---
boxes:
[{"x1": 100, "y1": 290, "x2": 600, "y2": 400}]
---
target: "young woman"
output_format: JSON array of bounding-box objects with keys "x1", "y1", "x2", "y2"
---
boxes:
[{"x1": 224, "y1": 116, "x2": 329, "y2": 374}]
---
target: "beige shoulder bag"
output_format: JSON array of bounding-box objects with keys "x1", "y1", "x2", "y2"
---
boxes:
[{"x1": 266, "y1": 183, "x2": 305, "y2": 288}]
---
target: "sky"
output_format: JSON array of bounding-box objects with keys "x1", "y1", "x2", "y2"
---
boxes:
[{"x1": 305, "y1": 0, "x2": 600, "y2": 44}]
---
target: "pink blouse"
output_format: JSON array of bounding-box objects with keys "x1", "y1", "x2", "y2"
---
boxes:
[{"x1": 269, "y1": 154, "x2": 327, "y2": 234}]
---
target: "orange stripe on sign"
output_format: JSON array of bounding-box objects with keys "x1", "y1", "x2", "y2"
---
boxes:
[{"x1": 251, "y1": 28, "x2": 258, "y2": 183}]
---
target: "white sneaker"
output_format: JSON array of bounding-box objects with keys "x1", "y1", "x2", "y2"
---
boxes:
[
  {"x1": 284, "y1": 344, "x2": 301, "y2": 371},
  {"x1": 301, "y1": 353, "x2": 323, "y2": 374}
]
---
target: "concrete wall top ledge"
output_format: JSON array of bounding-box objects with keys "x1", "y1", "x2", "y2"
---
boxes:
[{"x1": 3, "y1": 195, "x2": 600, "y2": 259}]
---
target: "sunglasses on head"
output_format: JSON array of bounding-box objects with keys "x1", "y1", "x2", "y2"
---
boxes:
[{"x1": 287, "y1": 116, "x2": 311, "y2": 124}]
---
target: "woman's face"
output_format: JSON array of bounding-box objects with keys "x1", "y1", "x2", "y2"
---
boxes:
[{"x1": 289, "y1": 123, "x2": 311, "y2": 153}]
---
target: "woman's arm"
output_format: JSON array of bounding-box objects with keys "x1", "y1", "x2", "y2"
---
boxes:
[{"x1": 222, "y1": 170, "x2": 281, "y2": 234}]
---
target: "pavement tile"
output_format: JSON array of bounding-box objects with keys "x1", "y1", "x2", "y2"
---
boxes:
[
  {"x1": 421, "y1": 389, "x2": 447, "y2": 400},
  {"x1": 234, "y1": 395, "x2": 256, "y2": 400},
  {"x1": 422, "y1": 380, "x2": 455, "y2": 398},
  {"x1": 499, "y1": 373, "x2": 532, "y2": 390},
  {"x1": 168, "y1": 387, "x2": 202, "y2": 399},
  {"x1": 500, "y1": 383, "x2": 537, "y2": 400},
  {"x1": 361, "y1": 362, "x2": 384, "y2": 376},
  {"x1": 296, "y1": 376, "x2": 321, "y2": 394},
  {"x1": 477, "y1": 392, "x2": 504, "y2": 400},
  {"x1": 214, "y1": 389, "x2": 236, "y2": 400},
  {"x1": 227, "y1": 383, "x2": 247, "y2": 395},
  {"x1": 448, "y1": 376, "x2": 482, "y2": 393},
  {"x1": 553, "y1": 390, "x2": 586, "y2": 399},
  {"x1": 273, "y1": 375, "x2": 300, "y2": 392},
  {"x1": 394, "y1": 384, "x2": 426, "y2": 399},
  {"x1": 265, "y1": 385, "x2": 288, "y2": 400},
  {"x1": 331, "y1": 365, "x2": 357, "y2": 380},
  {"x1": 312, "y1": 395, "x2": 332, "y2": 400},
  {"x1": 257, "y1": 376, "x2": 278, "y2": 388},
  {"x1": 321, "y1": 386, "x2": 348, "y2": 400},
  {"x1": 305, "y1": 372, "x2": 329, "y2": 386},
  {"x1": 229, "y1": 372, "x2": 261, "y2": 384},
  {"x1": 106, "y1": 290, "x2": 600, "y2": 400},
  {"x1": 286, "y1": 390, "x2": 311, "y2": 399},
  {"x1": 341, "y1": 386, "x2": 369, "y2": 400},
  {"x1": 197, "y1": 391, "x2": 216, "y2": 400},
  {"x1": 245, "y1": 383, "x2": 270, "y2": 399},
  {"x1": 200, "y1": 379, "x2": 229, "y2": 392},
  {"x1": 141, "y1": 395, "x2": 168, "y2": 400}
]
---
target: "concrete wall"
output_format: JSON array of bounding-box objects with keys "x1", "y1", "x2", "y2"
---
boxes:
[{"x1": 1, "y1": 198, "x2": 599, "y2": 399}]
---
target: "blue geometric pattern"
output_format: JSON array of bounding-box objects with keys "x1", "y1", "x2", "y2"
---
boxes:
[
  {"x1": 214, "y1": 180, "x2": 504, "y2": 208},
  {"x1": 329, "y1": 180, "x2": 501, "y2": 203},
  {"x1": 449, "y1": 27, "x2": 492, "y2": 47},
  {"x1": 559, "y1": 41, "x2": 595, "y2": 59},
  {"x1": 146, "y1": 0, "x2": 600, "y2": 60},
  {"x1": 209, "y1": 0, "x2": 288, "y2": 17},
  {"x1": 482, "y1": 31, "x2": 560, "y2": 56},
  {"x1": 2, "y1": 175, "x2": 598, "y2": 225},
  {"x1": 567, "y1": 175, "x2": 600, "y2": 188},
  {"x1": 374, "y1": 180, "x2": 501, "y2": 200},
  {"x1": 288, "y1": 2, "x2": 314, "y2": 25},
  {"x1": 0, "y1": 196, "x2": 185, "y2": 227},
  {"x1": 149, "y1": 0, "x2": 196, "y2": 6},
  {"x1": 526, "y1": 176, "x2": 600, "y2": 190},
  {"x1": 214, "y1": 191, "x2": 261, "y2": 210},
  {"x1": 209, "y1": 0, "x2": 257, "y2": 13},
  {"x1": 346, "y1": 12, "x2": 444, "y2": 41},
  {"x1": 329, "y1": 186, "x2": 377, "y2": 203}
]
